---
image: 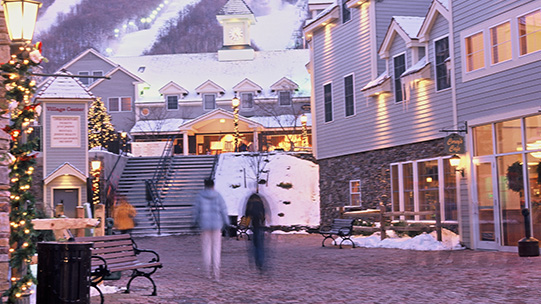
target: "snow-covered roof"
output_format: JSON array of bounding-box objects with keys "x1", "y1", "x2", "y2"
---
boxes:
[
  {"x1": 361, "y1": 71, "x2": 390, "y2": 91},
  {"x1": 36, "y1": 73, "x2": 94, "y2": 100},
  {"x1": 401, "y1": 56, "x2": 429, "y2": 77},
  {"x1": 393, "y1": 16, "x2": 426, "y2": 39},
  {"x1": 304, "y1": 1, "x2": 338, "y2": 28},
  {"x1": 217, "y1": 0, "x2": 254, "y2": 16},
  {"x1": 130, "y1": 118, "x2": 192, "y2": 134},
  {"x1": 110, "y1": 49, "x2": 311, "y2": 103},
  {"x1": 250, "y1": 113, "x2": 312, "y2": 128}
]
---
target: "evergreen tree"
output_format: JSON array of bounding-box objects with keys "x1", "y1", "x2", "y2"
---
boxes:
[{"x1": 88, "y1": 97, "x2": 116, "y2": 149}]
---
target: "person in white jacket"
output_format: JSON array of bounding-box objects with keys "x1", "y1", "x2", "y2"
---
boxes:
[{"x1": 193, "y1": 178, "x2": 229, "y2": 281}]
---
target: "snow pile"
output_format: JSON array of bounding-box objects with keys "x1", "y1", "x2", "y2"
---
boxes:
[
  {"x1": 271, "y1": 230, "x2": 310, "y2": 235},
  {"x1": 214, "y1": 152, "x2": 320, "y2": 227},
  {"x1": 90, "y1": 285, "x2": 119, "y2": 297},
  {"x1": 337, "y1": 229, "x2": 464, "y2": 251}
]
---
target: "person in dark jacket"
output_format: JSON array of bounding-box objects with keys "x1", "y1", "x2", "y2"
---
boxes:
[
  {"x1": 193, "y1": 178, "x2": 229, "y2": 281},
  {"x1": 245, "y1": 193, "x2": 266, "y2": 270}
]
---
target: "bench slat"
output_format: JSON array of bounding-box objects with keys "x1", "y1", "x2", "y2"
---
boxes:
[{"x1": 77, "y1": 234, "x2": 132, "y2": 242}]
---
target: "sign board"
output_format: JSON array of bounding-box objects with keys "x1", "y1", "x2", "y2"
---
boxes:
[
  {"x1": 301, "y1": 104, "x2": 311, "y2": 111},
  {"x1": 51, "y1": 116, "x2": 80, "y2": 147},
  {"x1": 131, "y1": 141, "x2": 168, "y2": 157},
  {"x1": 444, "y1": 133, "x2": 465, "y2": 154}
]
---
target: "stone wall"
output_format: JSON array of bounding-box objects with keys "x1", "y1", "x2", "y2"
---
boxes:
[{"x1": 318, "y1": 139, "x2": 446, "y2": 225}]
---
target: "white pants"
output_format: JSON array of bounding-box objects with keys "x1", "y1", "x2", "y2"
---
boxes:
[{"x1": 201, "y1": 229, "x2": 222, "y2": 280}]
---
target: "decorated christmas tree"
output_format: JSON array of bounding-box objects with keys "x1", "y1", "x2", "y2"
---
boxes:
[{"x1": 88, "y1": 97, "x2": 116, "y2": 149}]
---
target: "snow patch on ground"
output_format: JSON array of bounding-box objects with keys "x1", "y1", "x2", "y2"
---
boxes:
[
  {"x1": 90, "y1": 285, "x2": 119, "y2": 297},
  {"x1": 335, "y1": 229, "x2": 464, "y2": 251}
]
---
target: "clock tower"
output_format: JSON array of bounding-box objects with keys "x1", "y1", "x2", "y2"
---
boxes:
[{"x1": 216, "y1": 0, "x2": 256, "y2": 61}]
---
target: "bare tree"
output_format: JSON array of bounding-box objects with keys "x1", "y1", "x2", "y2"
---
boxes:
[{"x1": 244, "y1": 152, "x2": 271, "y2": 193}]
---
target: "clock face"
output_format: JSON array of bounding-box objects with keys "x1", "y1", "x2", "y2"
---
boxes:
[{"x1": 228, "y1": 26, "x2": 244, "y2": 42}]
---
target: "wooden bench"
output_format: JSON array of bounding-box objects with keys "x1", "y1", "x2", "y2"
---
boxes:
[
  {"x1": 74, "y1": 234, "x2": 163, "y2": 302},
  {"x1": 319, "y1": 218, "x2": 356, "y2": 249},
  {"x1": 343, "y1": 203, "x2": 443, "y2": 241}
]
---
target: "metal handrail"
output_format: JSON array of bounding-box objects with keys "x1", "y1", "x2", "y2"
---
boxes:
[
  {"x1": 209, "y1": 152, "x2": 220, "y2": 180},
  {"x1": 145, "y1": 180, "x2": 163, "y2": 235}
]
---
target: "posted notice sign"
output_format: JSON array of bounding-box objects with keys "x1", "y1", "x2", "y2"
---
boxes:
[{"x1": 51, "y1": 116, "x2": 80, "y2": 147}]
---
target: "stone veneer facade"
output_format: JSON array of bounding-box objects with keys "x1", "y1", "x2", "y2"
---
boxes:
[{"x1": 318, "y1": 138, "x2": 447, "y2": 225}]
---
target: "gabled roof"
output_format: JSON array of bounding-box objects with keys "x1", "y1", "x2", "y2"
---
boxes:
[
  {"x1": 303, "y1": 2, "x2": 339, "y2": 37},
  {"x1": 379, "y1": 16, "x2": 425, "y2": 59},
  {"x1": 418, "y1": 0, "x2": 450, "y2": 43},
  {"x1": 233, "y1": 78, "x2": 263, "y2": 93},
  {"x1": 217, "y1": 0, "x2": 254, "y2": 16},
  {"x1": 159, "y1": 81, "x2": 189, "y2": 96},
  {"x1": 270, "y1": 77, "x2": 299, "y2": 91},
  {"x1": 179, "y1": 108, "x2": 264, "y2": 132},
  {"x1": 195, "y1": 80, "x2": 226, "y2": 94},
  {"x1": 44, "y1": 162, "x2": 87, "y2": 184},
  {"x1": 89, "y1": 65, "x2": 145, "y2": 89},
  {"x1": 35, "y1": 72, "x2": 94, "y2": 100},
  {"x1": 56, "y1": 48, "x2": 117, "y2": 73}
]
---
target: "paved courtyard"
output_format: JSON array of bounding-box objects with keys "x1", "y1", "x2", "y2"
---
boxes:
[{"x1": 91, "y1": 233, "x2": 541, "y2": 304}]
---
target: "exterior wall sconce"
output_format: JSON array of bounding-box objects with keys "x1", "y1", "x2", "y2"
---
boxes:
[{"x1": 449, "y1": 154, "x2": 464, "y2": 177}]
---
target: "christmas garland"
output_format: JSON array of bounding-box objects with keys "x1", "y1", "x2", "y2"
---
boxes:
[
  {"x1": 0, "y1": 43, "x2": 44, "y2": 303},
  {"x1": 506, "y1": 161, "x2": 523, "y2": 193}
]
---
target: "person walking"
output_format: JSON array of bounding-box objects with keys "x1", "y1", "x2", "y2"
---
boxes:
[
  {"x1": 193, "y1": 178, "x2": 229, "y2": 281},
  {"x1": 113, "y1": 195, "x2": 137, "y2": 234},
  {"x1": 245, "y1": 193, "x2": 266, "y2": 271}
]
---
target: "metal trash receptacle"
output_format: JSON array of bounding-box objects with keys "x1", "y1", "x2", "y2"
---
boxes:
[{"x1": 37, "y1": 242, "x2": 92, "y2": 304}]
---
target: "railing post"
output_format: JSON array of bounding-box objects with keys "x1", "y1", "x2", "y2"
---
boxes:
[
  {"x1": 435, "y1": 201, "x2": 442, "y2": 242},
  {"x1": 379, "y1": 203, "x2": 387, "y2": 241}
]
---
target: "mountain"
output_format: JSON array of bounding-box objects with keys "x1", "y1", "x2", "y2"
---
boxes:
[{"x1": 34, "y1": 0, "x2": 309, "y2": 73}]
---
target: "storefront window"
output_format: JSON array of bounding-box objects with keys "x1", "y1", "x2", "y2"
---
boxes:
[
  {"x1": 526, "y1": 153, "x2": 541, "y2": 240},
  {"x1": 497, "y1": 154, "x2": 525, "y2": 246},
  {"x1": 443, "y1": 160, "x2": 458, "y2": 221},
  {"x1": 525, "y1": 114, "x2": 541, "y2": 157},
  {"x1": 403, "y1": 163, "x2": 414, "y2": 220},
  {"x1": 473, "y1": 124, "x2": 493, "y2": 156},
  {"x1": 418, "y1": 160, "x2": 439, "y2": 220},
  {"x1": 495, "y1": 118, "x2": 522, "y2": 154}
]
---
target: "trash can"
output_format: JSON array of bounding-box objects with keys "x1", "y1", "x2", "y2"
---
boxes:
[{"x1": 37, "y1": 242, "x2": 92, "y2": 304}]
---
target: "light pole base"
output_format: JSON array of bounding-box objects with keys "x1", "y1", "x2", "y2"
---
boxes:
[{"x1": 518, "y1": 237, "x2": 540, "y2": 257}]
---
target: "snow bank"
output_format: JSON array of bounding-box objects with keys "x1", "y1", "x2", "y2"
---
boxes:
[{"x1": 336, "y1": 229, "x2": 464, "y2": 251}]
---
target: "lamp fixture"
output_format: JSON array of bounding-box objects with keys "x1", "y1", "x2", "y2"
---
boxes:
[
  {"x1": 2, "y1": 0, "x2": 42, "y2": 43},
  {"x1": 449, "y1": 154, "x2": 464, "y2": 177},
  {"x1": 91, "y1": 159, "x2": 102, "y2": 171}
]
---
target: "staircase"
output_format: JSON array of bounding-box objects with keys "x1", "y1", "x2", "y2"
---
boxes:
[{"x1": 115, "y1": 155, "x2": 216, "y2": 235}]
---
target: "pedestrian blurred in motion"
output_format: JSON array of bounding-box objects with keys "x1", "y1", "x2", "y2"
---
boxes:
[
  {"x1": 193, "y1": 178, "x2": 229, "y2": 281},
  {"x1": 113, "y1": 195, "x2": 137, "y2": 234},
  {"x1": 245, "y1": 193, "x2": 266, "y2": 271}
]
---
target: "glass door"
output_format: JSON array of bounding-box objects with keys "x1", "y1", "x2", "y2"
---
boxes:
[{"x1": 474, "y1": 159, "x2": 500, "y2": 249}]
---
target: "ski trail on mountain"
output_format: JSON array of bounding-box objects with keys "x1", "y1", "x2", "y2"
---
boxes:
[
  {"x1": 36, "y1": 0, "x2": 84, "y2": 35},
  {"x1": 110, "y1": 0, "x2": 199, "y2": 57}
]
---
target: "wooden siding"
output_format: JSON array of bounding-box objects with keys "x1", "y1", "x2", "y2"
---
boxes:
[
  {"x1": 312, "y1": 0, "x2": 449, "y2": 160},
  {"x1": 92, "y1": 70, "x2": 137, "y2": 132},
  {"x1": 66, "y1": 52, "x2": 115, "y2": 75},
  {"x1": 44, "y1": 102, "x2": 88, "y2": 177},
  {"x1": 453, "y1": 0, "x2": 541, "y2": 124}
]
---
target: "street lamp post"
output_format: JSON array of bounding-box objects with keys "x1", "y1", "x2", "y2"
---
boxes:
[
  {"x1": 90, "y1": 158, "x2": 102, "y2": 215},
  {"x1": 232, "y1": 95, "x2": 240, "y2": 152},
  {"x1": 300, "y1": 114, "x2": 308, "y2": 148},
  {"x1": 1, "y1": 1, "x2": 42, "y2": 302}
]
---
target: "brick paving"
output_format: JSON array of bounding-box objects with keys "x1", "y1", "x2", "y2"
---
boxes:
[{"x1": 91, "y1": 234, "x2": 541, "y2": 304}]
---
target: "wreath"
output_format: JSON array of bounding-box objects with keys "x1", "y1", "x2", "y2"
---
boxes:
[{"x1": 506, "y1": 161, "x2": 523, "y2": 192}]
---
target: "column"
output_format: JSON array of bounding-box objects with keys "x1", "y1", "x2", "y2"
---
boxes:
[{"x1": 182, "y1": 132, "x2": 189, "y2": 156}]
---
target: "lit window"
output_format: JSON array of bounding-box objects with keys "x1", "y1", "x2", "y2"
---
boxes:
[
  {"x1": 167, "y1": 95, "x2": 179, "y2": 110},
  {"x1": 78, "y1": 71, "x2": 89, "y2": 85},
  {"x1": 393, "y1": 54, "x2": 406, "y2": 102},
  {"x1": 435, "y1": 37, "x2": 451, "y2": 90},
  {"x1": 518, "y1": 10, "x2": 541, "y2": 56},
  {"x1": 465, "y1": 32, "x2": 485, "y2": 72},
  {"x1": 341, "y1": 0, "x2": 351, "y2": 23},
  {"x1": 203, "y1": 94, "x2": 216, "y2": 110},
  {"x1": 279, "y1": 91, "x2": 292, "y2": 106},
  {"x1": 344, "y1": 75, "x2": 354, "y2": 116},
  {"x1": 490, "y1": 22, "x2": 512, "y2": 64},
  {"x1": 108, "y1": 97, "x2": 132, "y2": 112},
  {"x1": 349, "y1": 180, "x2": 361, "y2": 206},
  {"x1": 241, "y1": 92, "x2": 253, "y2": 109},
  {"x1": 323, "y1": 83, "x2": 332, "y2": 122}
]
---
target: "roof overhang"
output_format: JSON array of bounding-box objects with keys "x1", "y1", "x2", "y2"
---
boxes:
[
  {"x1": 418, "y1": 0, "x2": 451, "y2": 43},
  {"x1": 179, "y1": 108, "x2": 264, "y2": 133},
  {"x1": 44, "y1": 163, "x2": 87, "y2": 185},
  {"x1": 303, "y1": 4, "x2": 339, "y2": 38}
]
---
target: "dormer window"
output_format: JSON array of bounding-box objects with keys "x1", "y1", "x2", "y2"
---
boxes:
[
  {"x1": 203, "y1": 94, "x2": 216, "y2": 110},
  {"x1": 278, "y1": 91, "x2": 292, "y2": 106},
  {"x1": 435, "y1": 37, "x2": 451, "y2": 91},
  {"x1": 167, "y1": 95, "x2": 179, "y2": 110},
  {"x1": 240, "y1": 92, "x2": 254, "y2": 109}
]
